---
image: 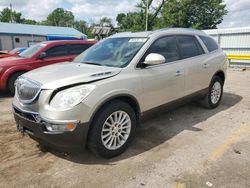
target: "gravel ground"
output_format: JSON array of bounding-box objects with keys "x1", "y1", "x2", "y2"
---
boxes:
[{"x1": 0, "y1": 69, "x2": 250, "y2": 188}]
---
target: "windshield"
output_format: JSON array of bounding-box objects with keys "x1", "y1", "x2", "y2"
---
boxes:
[
  {"x1": 74, "y1": 37, "x2": 147, "y2": 67},
  {"x1": 9, "y1": 48, "x2": 19, "y2": 55},
  {"x1": 19, "y1": 43, "x2": 46, "y2": 58}
]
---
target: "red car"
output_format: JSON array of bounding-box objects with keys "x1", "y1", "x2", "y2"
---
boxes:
[
  {"x1": 0, "y1": 40, "x2": 96, "y2": 94},
  {"x1": 0, "y1": 47, "x2": 27, "y2": 59}
]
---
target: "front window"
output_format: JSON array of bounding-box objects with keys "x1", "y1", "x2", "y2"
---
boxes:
[
  {"x1": 74, "y1": 37, "x2": 147, "y2": 67},
  {"x1": 19, "y1": 43, "x2": 46, "y2": 58}
]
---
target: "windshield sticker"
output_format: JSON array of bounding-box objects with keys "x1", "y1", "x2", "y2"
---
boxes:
[{"x1": 129, "y1": 38, "x2": 147, "y2": 43}]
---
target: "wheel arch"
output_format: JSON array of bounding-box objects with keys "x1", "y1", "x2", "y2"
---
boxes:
[
  {"x1": 86, "y1": 94, "x2": 141, "y2": 143},
  {"x1": 89, "y1": 94, "x2": 141, "y2": 125},
  {"x1": 6, "y1": 70, "x2": 27, "y2": 87},
  {"x1": 2, "y1": 67, "x2": 30, "y2": 89},
  {"x1": 213, "y1": 70, "x2": 225, "y2": 85}
]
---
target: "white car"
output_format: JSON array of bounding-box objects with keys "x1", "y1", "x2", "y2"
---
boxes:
[{"x1": 13, "y1": 28, "x2": 228, "y2": 158}]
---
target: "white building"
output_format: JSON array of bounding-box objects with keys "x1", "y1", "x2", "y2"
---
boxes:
[
  {"x1": 0, "y1": 22, "x2": 87, "y2": 51},
  {"x1": 204, "y1": 27, "x2": 250, "y2": 65}
]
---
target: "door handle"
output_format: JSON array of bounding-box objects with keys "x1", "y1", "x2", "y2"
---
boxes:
[
  {"x1": 203, "y1": 63, "x2": 210, "y2": 68},
  {"x1": 175, "y1": 70, "x2": 183, "y2": 76}
]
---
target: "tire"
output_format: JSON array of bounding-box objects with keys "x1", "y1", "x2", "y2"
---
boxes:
[
  {"x1": 7, "y1": 72, "x2": 24, "y2": 95},
  {"x1": 88, "y1": 100, "x2": 136, "y2": 158},
  {"x1": 201, "y1": 76, "x2": 223, "y2": 109}
]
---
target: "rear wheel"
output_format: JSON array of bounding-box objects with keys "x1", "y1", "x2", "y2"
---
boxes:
[
  {"x1": 88, "y1": 100, "x2": 136, "y2": 158},
  {"x1": 201, "y1": 76, "x2": 223, "y2": 109},
  {"x1": 7, "y1": 72, "x2": 24, "y2": 95}
]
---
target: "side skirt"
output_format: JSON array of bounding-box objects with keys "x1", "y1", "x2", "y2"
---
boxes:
[{"x1": 139, "y1": 88, "x2": 208, "y2": 122}]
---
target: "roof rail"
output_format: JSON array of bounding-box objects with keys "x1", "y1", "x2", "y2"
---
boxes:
[{"x1": 155, "y1": 27, "x2": 205, "y2": 34}]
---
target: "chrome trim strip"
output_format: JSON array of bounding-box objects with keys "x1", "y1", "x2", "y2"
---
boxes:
[{"x1": 13, "y1": 105, "x2": 79, "y2": 124}]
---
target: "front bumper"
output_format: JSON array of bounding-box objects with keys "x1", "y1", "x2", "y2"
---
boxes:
[{"x1": 13, "y1": 106, "x2": 90, "y2": 151}]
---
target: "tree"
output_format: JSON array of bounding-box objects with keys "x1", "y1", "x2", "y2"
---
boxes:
[
  {"x1": 116, "y1": 0, "x2": 167, "y2": 31},
  {"x1": 116, "y1": 12, "x2": 145, "y2": 32},
  {"x1": 161, "y1": 0, "x2": 228, "y2": 29},
  {"x1": 0, "y1": 7, "x2": 24, "y2": 23},
  {"x1": 74, "y1": 20, "x2": 94, "y2": 38},
  {"x1": 99, "y1": 17, "x2": 113, "y2": 27},
  {"x1": 23, "y1": 19, "x2": 37, "y2": 25},
  {"x1": 46, "y1": 8, "x2": 74, "y2": 27}
]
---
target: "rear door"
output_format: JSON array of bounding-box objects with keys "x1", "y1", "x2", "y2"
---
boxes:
[
  {"x1": 34, "y1": 44, "x2": 70, "y2": 67},
  {"x1": 176, "y1": 35, "x2": 206, "y2": 95},
  {"x1": 198, "y1": 35, "x2": 221, "y2": 84},
  {"x1": 138, "y1": 35, "x2": 185, "y2": 111},
  {"x1": 68, "y1": 43, "x2": 92, "y2": 61}
]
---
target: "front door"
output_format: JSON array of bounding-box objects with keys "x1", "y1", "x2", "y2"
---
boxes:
[
  {"x1": 34, "y1": 44, "x2": 71, "y2": 68},
  {"x1": 138, "y1": 36, "x2": 185, "y2": 111}
]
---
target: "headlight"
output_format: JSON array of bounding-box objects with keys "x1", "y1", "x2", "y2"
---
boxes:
[{"x1": 50, "y1": 84, "x2": 96, "y2": 110}]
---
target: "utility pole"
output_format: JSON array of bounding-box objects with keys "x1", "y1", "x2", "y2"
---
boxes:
[
  {"x1": 10, "y1": 3, "x2": 14, "y2": 23},
  {"x1": 145, "y1": 0, "x2": 149, "y2": 31}
]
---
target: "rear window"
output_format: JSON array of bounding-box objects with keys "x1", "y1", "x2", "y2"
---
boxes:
[
  {"x1": 176, "y1": 35, "x2": 204, "y2": 59},
  {"x1": 199, "y1": 36, "x2": 218, "y2": 52},
  {"x1": 45, "y1": 45, "x2": 68, "y2": 58},
  {"x1": 69, "y1": 44, "x2": 91, "y2": 55}
]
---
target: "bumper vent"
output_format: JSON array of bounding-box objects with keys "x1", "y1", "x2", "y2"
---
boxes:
[{"x1": 16, "y1": 77, "x2": 42, "y2": 104}]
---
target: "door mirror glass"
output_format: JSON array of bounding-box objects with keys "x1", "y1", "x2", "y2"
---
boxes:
[
  {"x1": 37, "y1": 52, "x2": 46, "y2": 59},
  {"x1": 144, "y1": 53, "x2": 166, "y2": 66}
]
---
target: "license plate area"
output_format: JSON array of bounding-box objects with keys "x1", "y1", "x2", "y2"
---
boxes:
[
  {"x1": 17, "y1": 123, "x2": 24, "y2": 134},
  {"x1": 16, "y1": 123, "x2": 34, "y2": 135}
]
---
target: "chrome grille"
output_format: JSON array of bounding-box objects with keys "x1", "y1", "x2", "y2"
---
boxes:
[{"x1": 16, "y1": 77, "x2": 42, "y2": 104}]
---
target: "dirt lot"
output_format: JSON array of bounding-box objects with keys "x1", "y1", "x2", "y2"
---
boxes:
[{"x1": 0, "y1": 69, "x2": 250, "y2": 188}]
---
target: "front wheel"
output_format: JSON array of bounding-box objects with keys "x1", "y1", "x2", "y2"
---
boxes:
[
  {"x1": 88, "y1": 100, "x2": 136, "y2": 158},
  {"x1": 8, "y1": 72, "x2": 24, "y2": 95},
  {"x1": 201, "y1": 76, "x2": 223, "y2": 109}
]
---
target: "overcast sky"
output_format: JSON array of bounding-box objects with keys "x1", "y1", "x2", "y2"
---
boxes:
[{"x1": 0, "y1": 0, "x2": 250, "y2": 28}]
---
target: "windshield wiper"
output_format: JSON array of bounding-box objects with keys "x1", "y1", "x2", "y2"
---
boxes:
[
  {"x1": 84, "y1": 62, "x2": 103, "y2": 66},
  {"x1": 17, "y1": 54, "x2": 25, "y2": 58}
]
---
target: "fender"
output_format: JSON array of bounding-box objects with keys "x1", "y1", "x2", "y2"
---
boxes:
[
  {"x1": 1, "y1": 65, "x2": 32, "y2": 89},
  {"x1": 211, "y1": 69, "x2": 225, "y2": 83},
  {"x1": 89, "y1": 93, "x2": 141, "y2": 126}
]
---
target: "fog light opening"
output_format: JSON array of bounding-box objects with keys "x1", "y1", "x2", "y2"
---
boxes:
[{"x1": 45, "y1": 122, "x2": 77, "y2": 132}]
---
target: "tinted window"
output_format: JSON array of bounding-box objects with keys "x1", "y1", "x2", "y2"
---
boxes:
[
  {"x1": 45, "y1": 45, "x2": 68, "y2": 58},
  {"x1": 199, "y1": 36, "x2": 218, "y2": 52},
  {"x1": 69, "y1": 44, "x2": 91, "y2": 55},
  {"x1": 145, "y1": 36, "x2": 180, "y2": 63},
  {"x1": 176, "y1": 35, "x2": 204, "y2": 59}
]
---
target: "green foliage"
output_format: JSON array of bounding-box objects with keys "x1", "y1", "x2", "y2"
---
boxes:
[
  {"x1": 116, "y1": 0, "x2": 167, "y2": 31},
  {"x1": 99, "y1": 17, "x2": 113, "y2": 27},
  {"x1": 116, "y1": 12, "x2": 145, "y2": 32},
  {"x1": 117, "y1": 0, "x2": 227, "y2": 31},
  {"x1": 22, "y1": 19, "x2": 37, "y2": 25},
  {"x1": 73, "y1": 20, "x2": 94, "y2": 38},
  {"x1": 0, "y1": 0, "x2": 228, "y2": 37},
  {"x1": 46, "y1": 8, "x2": 74, "y2": 27},
  {"x1": 160, "y1": 0, "x2": 228, "y2": 29},
  {"x1": 0, "y1": 7, "x2": 24, "y2": 23}
]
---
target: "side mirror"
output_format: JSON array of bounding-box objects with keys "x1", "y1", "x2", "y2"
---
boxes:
[
  {"x1": 37, "y1": 52, "x2": 46, "y2": 59},
  {"x1": 143, "y1": 53, "x2": 166, "y2": 66}
]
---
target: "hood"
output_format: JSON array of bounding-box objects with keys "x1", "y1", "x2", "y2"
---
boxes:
[
  {"x1": 23, "y1": 62, "x2": 122, "y2": 89},
  {"x1": 0, "y1": 56, "x2": 27, "y2": 66}
]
